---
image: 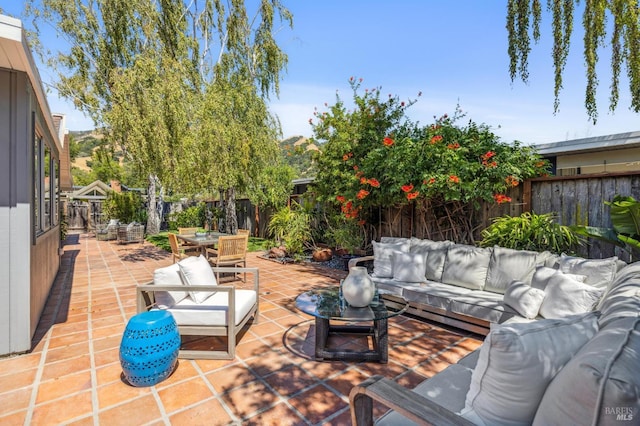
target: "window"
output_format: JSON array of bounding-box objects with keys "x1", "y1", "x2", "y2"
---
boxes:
[{"x1": 33, "y1": 121, "x2": 60, "y2": 237}]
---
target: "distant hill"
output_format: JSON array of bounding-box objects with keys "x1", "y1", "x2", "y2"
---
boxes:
[{"x1": 280, "y1": 135, "x2": 318, "y2": 178}]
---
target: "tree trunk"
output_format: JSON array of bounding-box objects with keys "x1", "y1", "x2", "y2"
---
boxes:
[
  {"x1": 225, "y1": 187, "x2": 238, "y2": 235},
  {"x1": 146, "y1": 174, "x2": 162, "y2": 235}
]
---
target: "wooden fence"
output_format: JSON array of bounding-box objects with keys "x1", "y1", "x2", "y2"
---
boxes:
[{"x1": 371, "y1": 172, "x2": 640, "y2": 261}]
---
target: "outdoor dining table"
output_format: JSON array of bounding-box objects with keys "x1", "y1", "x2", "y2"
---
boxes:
[{"x1": 177, "y1": 231, "x2": 229, "y2": 257}]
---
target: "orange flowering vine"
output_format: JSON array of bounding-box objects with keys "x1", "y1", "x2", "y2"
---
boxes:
[
  {"x1": 360, "y1": 177, "x2": 368, "y2": 184},
  {"x1": 449, "y1": 175, "x2": 460, "y2": 184},
  {"x1": 505, "y1": 175, "x2": 519, "y2": 187},
  {"x1": 493, "y1": 194, "x2": 512, "y2": 204},
  {"x1": 430, "y1": 135, "x2": 443, "y2": 144},
  {"x1": 447, "y1": 142, "x2": 460, "y2": 150},
  {"x1": 401, "y1": 183, "x2": 414, "y2": 193},
  {"x1": 336, "y1": 195, "x2": 346, "y2": 203},
  {"x1": 357, "y1": 219, "x2": 366, "y2": 226},
  {"x1": 356, "y1": 189, "x2": 370, "y2": 199},
  {"x1": 368, "y1": 178, "x2": 380, "y2": 188},
  {"x1": 343, "y1": 154, "x2": 349, "y2": 161},
  {"x1": 406, "y1": 191, "x2": 419, "y2": 200},
  {"x1": 383, "y1": 137, "x2": 394, "y2": 146}
]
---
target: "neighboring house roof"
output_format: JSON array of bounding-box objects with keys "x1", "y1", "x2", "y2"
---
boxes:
[
  {"x1": 535, "y1": 131, "x2": 640, "y2": 156},
  {"x1": 68, "y1": 180, "x2": 112, "y2": 200}
]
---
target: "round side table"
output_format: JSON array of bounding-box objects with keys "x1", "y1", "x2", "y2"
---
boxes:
[{"x1": 119, "y1": 310, "x2": 181, "y2": 387}]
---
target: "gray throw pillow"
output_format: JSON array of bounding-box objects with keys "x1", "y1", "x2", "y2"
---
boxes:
[
  {"x1": 392, "y1": 251, "x2": 427, "y2": 283},
  {"x1": 558, "y1": 254, "x2": 618, "y2": 288},
  {"x1": 485, "y1": 246, "x2": 539, "y2": 293},
  {"x1": 504, "y1": 280, "x2": 546, "y2": 319},
  {"x1": 539, "y1": 273, "x2": 604, "y2": 319}
]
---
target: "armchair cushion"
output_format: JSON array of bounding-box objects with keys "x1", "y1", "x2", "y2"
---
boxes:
[
  {"x1": 168, "y1": 289, "x2": 257, "y2": 326},
  {"x1": 462, "y1": 312, "x2": 598, "y2": 426},
  {"x1": 153, "y1": 264, "x2": 189, "y2": 307},
  {"x1": 178, "y1": 255, "x2": 218, "y2": 303}
]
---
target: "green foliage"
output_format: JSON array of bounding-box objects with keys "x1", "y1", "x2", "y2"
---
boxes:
[
  {"x1": 268, "y1": 203, "x2": 312, "y2": 259},
  {"x1": 310, "y1": 79, "x2": 550, "y2": 225},
  {"x1": 103, "y1": 191, "x2": 145, "y2": 223},
  {"x1": 167, "y1": 203, "x2": 207, "y2": 231},
  {"x1": 479, "y1": 212, "x2": 582, "y2": 254},
  {"x1": 247, "y1": 163, "x2": 296, "y2": 210},
  {"x1": 571, "y1": 195, "x2": 640, "y2": 258},
  {"x1": 507, "y1": 0, "x2": 640, "y2": 122},
  {"x1": 324, "y1": 214, "x2": 364, "y2": 254},
  {"x1": 88, "y1": 146, "x2": 123, "y2": 183}
]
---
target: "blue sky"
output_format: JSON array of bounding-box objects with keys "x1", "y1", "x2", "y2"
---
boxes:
[{"x1": 3, "y1": 1, "x2": 638, "y2": 145}]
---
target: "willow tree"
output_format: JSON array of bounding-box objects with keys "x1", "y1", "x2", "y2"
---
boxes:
[
  {"x1": 507, "y1": 0, "x2": 640, "y2": 123},
  {"x1": 26, "y1": 0, "x2": 292, "y2": 234}
]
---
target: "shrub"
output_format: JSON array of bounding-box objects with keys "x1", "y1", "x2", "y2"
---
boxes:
[
  {"x1": 167, "y1": 203, "x2": 206, "y2": 231},
  {"x1": 479, "y1": 212, "x2": 582, "y2": 254},
  {"x1": 268, "y1": 203, "x2": 312, "y2": 259},
  {"x1": 103, "y1": 191, "x2": 145, "y2": 223}
]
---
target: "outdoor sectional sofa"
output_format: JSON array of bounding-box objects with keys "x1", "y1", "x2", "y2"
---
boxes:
[
  {"x1": 349, "y1": 236, "x2": 626, "y2": 334},
  {"x1": 348, "y1": 237, "x2": 640, "y2": 424}
]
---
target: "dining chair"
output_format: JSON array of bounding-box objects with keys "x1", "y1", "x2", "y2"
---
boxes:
[
  {"x1": 237, "y1": 229, "x2": 250, "y2": 236},
  {"x1": 178, "y1": 227, "x2": 199, "y2": 235},
  {"x1": 168, "y1": 233, "x2": 200, "y2": 263},
  {"x1": 206, "y1": 234, "x2": 249, "y2": 282}
]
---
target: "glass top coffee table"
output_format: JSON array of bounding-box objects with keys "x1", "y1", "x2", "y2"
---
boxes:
[{"x1": 295, "y1": 288, "x2": 408, "y2": 363}]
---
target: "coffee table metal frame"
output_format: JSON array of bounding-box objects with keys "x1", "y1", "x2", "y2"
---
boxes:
[{"x1": 295, "y1": 289, "x2": 408, "y2": 363}]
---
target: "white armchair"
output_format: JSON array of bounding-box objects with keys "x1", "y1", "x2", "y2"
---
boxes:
[{"x1": 136, "y1": 256, "x2": 259, "y2": 360}]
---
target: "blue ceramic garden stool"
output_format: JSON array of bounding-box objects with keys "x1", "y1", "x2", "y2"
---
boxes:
[{"x1": 119, "y1": 310, "x2": 181, "y2": 387}]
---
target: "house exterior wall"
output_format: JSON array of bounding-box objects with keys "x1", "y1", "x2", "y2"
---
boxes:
[{"x1": 0, "y1": 15, "x2": 63, "y2": 356}]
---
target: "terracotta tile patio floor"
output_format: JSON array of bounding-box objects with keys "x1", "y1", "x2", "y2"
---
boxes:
[{"x1": 0, "y1": 232, "x2": 483, "y2": 425}]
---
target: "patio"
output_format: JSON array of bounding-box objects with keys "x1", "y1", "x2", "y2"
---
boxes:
[{"x1": 0, "y1": 232, "x2": 482, "y2": 425}]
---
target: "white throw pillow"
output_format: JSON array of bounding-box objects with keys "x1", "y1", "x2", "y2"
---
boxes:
[
  {"x1": 153, "y1": 263, "x2": 188, "y2": 307},
  {"x1": 372, "y1": 240, "x2": 410, "y2": 278},
  {"x1": 177, "y1": 255, "x2": 218, "y2": 304},
  {"x1": 558, "y1": 254, "x2": 618, "y2": 288},
  {"x1": 538, "y1": 273, "x2": 604, "y2": 319},
  {"x1": 441, "y1": 245, "x2": 492, "y2": 290},
  {"x1": 530, "y1": 266, "x2": 586, "y2": 291},
  {"x1": 503, "y1": 280, "x2": 546, "y2": 319},
  {"x1": 461, "y1": 312, "x2": 599, "y2": 426},
  {"x1": 392, "y1": 251, "x2": 427, "y2": 283}
]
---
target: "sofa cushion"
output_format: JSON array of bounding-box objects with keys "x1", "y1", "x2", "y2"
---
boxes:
[
  {"x1": 449, "y1": 291, "x2": 519, "y2": 323},
  {"x1": 441, "y1": 245, "x2": 492, "y2": 290},
  {"x1": 539, "y1": 272, "x2": 604, "y2": 319},
  {"x1": 152, "y1": 263, "x2": 188, "y2": 307},
  {"x1": 392, "y1": 251, "x2": 427, "y2": 283},
  {"x1": 558, "y1": 253, "x2": 618, "y2": 288},
  {"x1": 533, "y1": 316, "x2": 640, "y2": 426},
  {"x1": 377, "y1": 363, "x2": 475, "y2": 426},
  {"x1": 410, "y1": 239, "x2": 453, "y2": 281},
  {"x1": 596, "y1": 261, "x2": 640, "y2": 328},
  {"x1": 168, "y1": 289, "x2": 257, "y2": 326},
  {"x1": 372, "y1": 240, "x2": 410, "y2": 278},
  {"x1": 369, "y1": 276, "x2": 423, "y2": 297},
  {"x1": 503, "y1": 280, "x2": 546, "y2": 319},
  {"x1": 403, "y1": 282, "x2": 473, "y2": 311},
  {"x1": 485, "y1": 246, "x2": 538, "y2": 293},
  {"x1": 380, "y1": 236, "x2": 411, "y2": 244},
  {"x1": 462, "y1": 312, "x2": 599, "y2": 426},
  {"x1": 177, "y1": 255, "x2": 218, "y2": 304}
]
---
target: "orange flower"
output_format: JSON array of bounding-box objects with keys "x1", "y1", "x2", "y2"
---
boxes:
[
  {"x1": 449, "y1": 175, "x2": 460, "y2": 184},
  {"x1": 430, "y1": 135, "x2": 443, "y2": 144},
  {"x1": 343, "y1": 154, "x2": 349, "y2": 161},
  {"x1": 356, "y1": 189, "x2": 370, "y2": 199},
  {"x1": 336, "y1": 195, "x2": 345, "y2": 203},
  {"x1": 406, "y1": 191, "x2": 419, "y2": 200},
  {"x1": 357, "y1": 219, "x2": 366, "y2": 226},
  {"x1": 383, "y1": 137, "x2": 394, "y2": 146},
  {"x1": 368, "y1": 178, "x2": 380, "y2": 188},
  {"x1": 536, "y1": 161, "x2": 546, "y2": 168},
  {"x1": 401, "y1": 183, "x2": 414, "y2": 193},
  {"x1": 481, "y1": 151, "x2": 496, "y2": 160},
  {"x1": 447, "y1": 142, "x2": 460, "y2": 150},
  {"x1": 505, "y1": 175, "x2": 519, "y2": 187},
  {"x1": 493, "y1": 194, "x2": 512, "y2": 204},
  {"x1": 353, "y1": 165, "x2": 359, "y2": 171},
  {"x1": 360, "y1": 177, "x2": 368, "y2": 184}
]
